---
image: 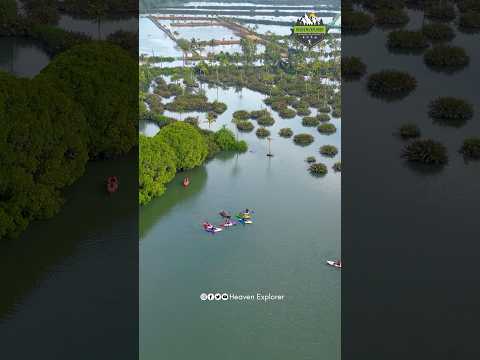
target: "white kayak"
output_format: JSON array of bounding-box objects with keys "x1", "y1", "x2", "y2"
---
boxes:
[
  {"x1": 327, "y1": 260, "x2": 342, "y2": 269},
  {"x1": 222, "y1": 222, "x2": 236, "y2": 227}
]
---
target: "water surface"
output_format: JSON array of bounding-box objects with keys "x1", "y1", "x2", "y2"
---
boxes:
[
  {"x1": 140, "y1": 80, "x2": 341, "y2": 359},
  {"x1": 0, "y1": 37, "x2": 50, "y2": 77}
]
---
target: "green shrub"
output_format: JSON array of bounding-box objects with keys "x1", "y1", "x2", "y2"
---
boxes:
[
  {"x1": 309, "y1": 163, "x2": 328, "y2": 176},
  {"x1": 210, "y1": 100, "x2": 227, "y2": 114},
  {"x1": 422, "y1": 23, "x2": 455, "y2": 42},
  {"x1": 425, "y1": 2, "x2": 456, "y2": 21},
  {"x1": 296, "y1": 106, "x2": 312, "y2": 116},
  {"x1": 279, "y1": 128, "x2": 293, "y2": 138},
  {"x1": 256, "y1": 127, "x2": 270, "y2": 138},
  {"x1": 459, "y1": 11, "x2": 480, "y2": 29},
  {"x1": 257, "y1": 114, "x2": 275, "y2": 126},
  {"x1": 279, "y1": 107, "x2": 297, "y2": 119},
  {"x1": 342, "y1": 11, "x2": 374, "y2": 34},
  {"x1": 374, "y1": 8, "x2": 410, "y2": 27},
  {"x1": 236, "y1": 120, "x2": 254, "y2": 132},
  {"x1": 424, "y1": 45, "x2": 470, "y2": 70},
  {"x1": 317, "y1": 114, "x2": 331, "y2": 122},
  {"x1": 331, "y1": 109, "x2": 341, "y2": 118},
  {"x1": 201, "y1": 129, "x2": 221, "y2": 159},
  {"x1": 250, "y1": 109, "x2": 270, "y2": 119},
  {"x1": 342, "y1": 56, "x2": 367, "y2": 80},
  {"x1": 214, "y1": 127, "x2": 248, "y2": 152},
  {"x1": 293, "y1": 133, "x2": 315, "y2": 146},
  {"x1": 367, "y1": 70, "x2": 417, "y2": 99},
  {"x1": 428, "y1": 97, "x2": 473, "y2": 126},
  {"x1": 158, "y1": 122, "x2": 208, "y2": 170},
  {"x1": 402, "y1": 139, "x2": 448, "y2": 165},
  {"x1": 233, "y1": 110, "x2": 250, "y2": 120},
  {"x1": 302, "y1": 116, "x2": 320, "y2": 127},
  {"x1": 318, "y1": 105, "x2": 331, "y2": 113},
  {"x1": 460, "y1": 137, "x2": 480, "y2": 159},
  {"x1": 320, "y1": 145, "x2": 339, "y2": 157},
  {"x1": 306, "y1": 156, "x2": 316, "y2": 163},
  {"x1": 399, "y1": 123, "x2": 421, "y2": 139},
  {"x1": 318, "y1": 123, "x2": 337, "y2": 135}
]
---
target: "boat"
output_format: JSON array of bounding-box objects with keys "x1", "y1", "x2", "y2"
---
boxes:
[
  {"x1": 219, "y1": 210, "x2": 231, "y2": 218},
  {"x1": 326, "y1": 260, "x2": 342, "y2": 269},
  {"x1": 203, "y1": 222, "x2": 223, "y2": 233},
  {"x1": 221, "y1": 220, "x2": 237, "y2": 227},
  {"x1": 238, "y1": 218, "x2": 253, "y2": 224},
  {"x1": 106, "y1": 176, "x2": 118, "y2": 193},
  {"x1": 182, "y1": 177, "x2": 190, "y2": 187},
  {"x1": 236, "y1": 213, "x2": 252, "y2": 219}
]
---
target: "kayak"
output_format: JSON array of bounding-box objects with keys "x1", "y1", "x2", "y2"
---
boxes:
[
  {"x1": 326, "y1": 260, "x2": 342, "y2": 269},
  {"x1": 203, "y1": 222, "x2": 222, "y2": 233},
  {"x1": 106, "y1": 176, "x2": 118, "y2": 194},
  {"x1": 206, "y1": 227, "x2": 223, "y2": 233},
  {"x1": 236, "y1": 213, "x2": 252, "y2": 219},
  {"x1": 221, "y1": 221, "x2": 237, "y2": 227},
  {"x1": 238, "y1": 218, "x2": 253, "y2": 224}
]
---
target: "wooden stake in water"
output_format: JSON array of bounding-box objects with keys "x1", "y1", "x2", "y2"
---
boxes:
[{"x1": 266, "y1": 137, "x2": 274, "y2": 157}]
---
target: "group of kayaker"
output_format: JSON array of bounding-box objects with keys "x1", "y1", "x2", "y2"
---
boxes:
[{"x1": 203, "y1": 209, "x2": 254, "y2": 233}]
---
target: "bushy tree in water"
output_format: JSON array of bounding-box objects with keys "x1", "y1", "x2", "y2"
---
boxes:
[
  {"x1": 157, "y1": 122, "x2": 208, "y2": 171},
  {"x1": 139, "y1": 135, "x2": 177, "y2": 205},
  {"x1": 39, "y1": 42, "x2": 138, "y2": 158},
  {"x1": 0, "y1": 72, "x2": 89, "y2": 240},
  {"x1": 213, "y1": 127, "x2": 247, "y2": 152}
]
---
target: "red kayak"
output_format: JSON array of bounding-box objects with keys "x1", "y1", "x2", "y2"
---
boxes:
[
  {"x1": 106, "y1": 176, "x2": 118, "y2": 194},
  {"x1": 182, "y1": 177, "x2": 190, "y2": 187}
]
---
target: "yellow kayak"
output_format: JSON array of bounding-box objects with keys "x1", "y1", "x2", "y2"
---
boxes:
[{"x1": 237, "y1": 213, "x2": 252, "y2": 219}]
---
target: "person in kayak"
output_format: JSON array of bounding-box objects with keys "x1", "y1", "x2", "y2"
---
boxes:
[{"x1": 244, "y1": 208, "x2": 250, "y2": 214}]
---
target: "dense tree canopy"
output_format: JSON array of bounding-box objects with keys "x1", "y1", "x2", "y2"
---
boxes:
[
  {"x1": 0, "y1": 0, "x2": 17, "y2": 28},
  {"x1": 139, "y1": 135, "x2": 177, "y2": 205},
  {"x1": 157, "y1": 122, "x2": 208, "y2": 170},
  {"x1": 0, "y1": 72, "x2": 88, "y2": 240},
  {"x1": 39, "y1": 42, "x2": 138, "y2": 158}
]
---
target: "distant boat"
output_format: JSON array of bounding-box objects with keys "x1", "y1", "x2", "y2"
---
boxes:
[
  {"x1": 106, "y1": 176, "x2": 118, "y2": 194},
  {"x1": 182, "y1": 177, "x2": 190, "y2": 187},
  {"x1": 327, "y1": 260, "x2": 342, "y2": 269}
]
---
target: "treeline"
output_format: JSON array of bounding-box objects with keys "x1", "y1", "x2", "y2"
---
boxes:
[
  {"x1": 0, "y1": 42, "x2": 137, "y2": 240},
  {"x1": 140, "y1": 123, "x2": 247, "y2": 205}
]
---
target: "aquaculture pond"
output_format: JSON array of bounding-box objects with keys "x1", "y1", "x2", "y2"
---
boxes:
[
  {"x1": 0, "y1": 37, "x2": 50, "y2": 77},
  {"x1": 140, "y1": 78, "x2": 341, "y2": 359}
]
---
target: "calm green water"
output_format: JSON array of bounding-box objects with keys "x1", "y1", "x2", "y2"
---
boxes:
[{"x1": 140, "y1": 82, "x2": 341, "y2": 359}]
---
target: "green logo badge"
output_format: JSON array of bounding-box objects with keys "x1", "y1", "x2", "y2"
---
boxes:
[{"x1": 291, "y1": 12, "x2": 328, "y2": 48}]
